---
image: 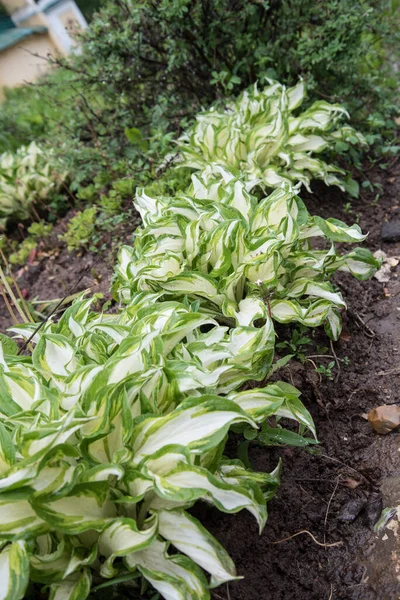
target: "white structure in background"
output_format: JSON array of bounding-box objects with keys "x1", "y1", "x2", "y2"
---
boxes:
[
  {"x1": 10, "y1": 0, "x2": 87, "y2": 54},
  {"x1": 0, "y1": 0, "x2": 87, "y2": 96}
]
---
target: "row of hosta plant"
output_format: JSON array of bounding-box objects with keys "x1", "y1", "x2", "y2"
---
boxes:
[
  {"x1": 0, "y1": 142, "x2": 67, "y2": 225},
  {"x1": 0, "y1": 81, "x2": 378, "y2": 600},
  {"x1": 177, "y1": 80, "x2": 365, "y2": 193},
  {"x1": 0, "y1": 292, "x2": 314, "y2": 600}
]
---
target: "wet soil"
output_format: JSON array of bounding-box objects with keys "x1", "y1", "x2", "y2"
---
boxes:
[
  {"x1": 207, "y1": 169, "x2": 400, "y2": 600},
  {"x1": 1, "y1": 165, "x2": 400, "y2": 599}
]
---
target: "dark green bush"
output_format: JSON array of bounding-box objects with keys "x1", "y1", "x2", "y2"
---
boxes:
[{"x1": 0, "y1": 0, "x2": 398, "y2": 187}]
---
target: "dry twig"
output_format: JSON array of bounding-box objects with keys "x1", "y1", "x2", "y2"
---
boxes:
[{"x1": 324, "y1": 477, "x2": 340, "y2": 546}]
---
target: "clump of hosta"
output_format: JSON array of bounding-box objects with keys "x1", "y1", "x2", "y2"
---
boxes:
[
  {"x1": 0, "y1": 141, "x2": 67, "y2": 223},
  {"x1": 0, "y1": 294, "x2": 315, "y2": 600},
  {"x1": 115, "y1": 166, "x2": 378, "y2": 346},
  {"x1": 177, "y1": 80, "x2": 366, "y2": 192}
]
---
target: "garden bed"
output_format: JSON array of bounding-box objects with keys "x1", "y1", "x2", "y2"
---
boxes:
[
  {"x1": 207, "y1": 166, "x2": 400, "y2": 600},
  {"x1": 0, "y1": 163, "x2": 399, "y2": 599}
]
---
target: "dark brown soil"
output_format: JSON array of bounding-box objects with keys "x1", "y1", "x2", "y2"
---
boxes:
[
  {"x1": 206, "y1": 169, "x2": 400, "y2": 600},
  {"x1": 1, "y1": 165, "x2": 400, "y2": 599},
  {"x1": 0, "y1": 203, "x2": 141, "y2": 332}
]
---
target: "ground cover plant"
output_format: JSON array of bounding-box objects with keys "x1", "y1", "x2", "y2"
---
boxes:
[{"x1": 0, "y1": 75, "x2": 380, "y2": 600}]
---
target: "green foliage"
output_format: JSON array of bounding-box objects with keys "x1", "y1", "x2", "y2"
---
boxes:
[
  {"x1": 98, "y1": 191, "x2": 123, "y2": 215},
  {"x1": 0, "y1": 70, "x2": 78, "y2": 154},
  {"x1": 60, "y1": 207, "x2": 97, "y2": 251},
  {"x1": 27, "y1": 220, "x2": 53, "y2": 239},
  {"x1": 8, "y1": 221, "x2": 53, "y2": 266},
  {"x1": 0, "y1": 1, "x2": 391, "y2": 595},
  {"x1": 0, "y1": 290, "x2": 315, "y2": 599},
  {"x1": 9, "y1": 238, "x2": 37, "y2": 265},
  {"x1": 276, "y1": 325, "x2": 312, "y2": 362},
  {"x1": 75, "y1": 0, "x2": 105, "y2": 21},
  {"x1": 315, "y1": 361, "x2": 336, "y2": 379},
  {"x1": 115, "y1": 165, "x2": 378, "y2": 348}
]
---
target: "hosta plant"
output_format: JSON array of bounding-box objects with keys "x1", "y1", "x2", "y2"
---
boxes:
[
  {"x1": 177, "y1": 80, "x2": 366, "y2": 193},
  {"x1": 0, "y1": 294, "x2": 315, "y2": 600},
  {"x1": 0, "y1": 81, "x2": 378, "y2": 600},
  {"x1": 114, "y1": 166, "x2": 378, "y2": 351},
  {"x1": 0, "y1": 142, "x2": 67, "y2": 224}
]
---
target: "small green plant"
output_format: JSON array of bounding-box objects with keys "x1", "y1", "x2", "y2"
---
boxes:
[
  {"x1": 276, "y1": 325, "x2": 313, "y2": 362},
  {"x1": 77, "y1": 183, "x2": 97, "y2": 203},
  {"x1": 27, "y1": 220, "x2": 53, "y2": 239},
  {"x1": 112, "y1": 178, "x2": 134, "y2": 197},
  {"x1": 60, "y1": 207, "x2": 97, "y2": 251},
  {"x1": 210, "y1": 70, "x2": 242, "y2": 93},
  {"x1": 98, "y1": 191, "x2": 123, "y2": 215},
  {"x1": 315, "y1": 361, "x2": 336, "y2": 380},
  {"x1": 9, "y1": 220, "x2": 54, "y2": 265},
  {"x1": 9, "y1": 237, "x2": 37, "y2": 265},
  {"x1": 343, "y1": 202, "x2": 353, "y2": 214}
]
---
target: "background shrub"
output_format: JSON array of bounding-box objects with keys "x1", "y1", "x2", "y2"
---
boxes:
[{"x1": 0, "y1": 0, "x2": 398, "y2": 191}]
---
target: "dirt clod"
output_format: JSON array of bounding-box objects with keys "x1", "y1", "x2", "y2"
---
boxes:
[
  {"x1": 368, "y1": 405, "x2": 400, "y2": 434},
  {"x1": 381, "y1": 219, "x2": 400, "y2": 242}
]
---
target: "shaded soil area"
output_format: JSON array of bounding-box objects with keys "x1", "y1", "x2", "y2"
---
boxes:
[
  {"x1": 0, "y1": 202, "x2": 141, "y2": 332},
  {"x1": 1, "y1": 164, "x2": 400, "y2": 599},
  {"x1": 207, "y1": 169, "x2": 400, "y2": 600}
]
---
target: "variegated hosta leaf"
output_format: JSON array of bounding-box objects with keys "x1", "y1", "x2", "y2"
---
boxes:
[
  {"x1": 126, "y1": 538, "x2": 209, "y2": 600},
  {"x1": 132, "y1": 396, "x2": 256, "y2": 463},
  {"x1": 228, "y1": 381, "x2": 316, "y2": 437},
  {"x1": 177, "y1": 80, "x2": 366, "y2": 192},
  {"x1": 141, "y1": 449, "x2": 267, "y2": 530},
  {"x1": 156, "y1": 509, "x2": 239, "y2": 587},
  {"x1": 0, "y1": 541, "x2": 29, "y2": 600},
  {"x1": 48, "y1": 569, "x2": 91, "y2": 600}
]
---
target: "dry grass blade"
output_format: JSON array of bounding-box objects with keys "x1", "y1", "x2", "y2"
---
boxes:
[
  {"x1": 0, "y1": 282, "x2": 19, "y2": 326},
  {"x1": 270, "y1": 529, "x2": 343, "y2": 548},
  {"x1": 0, "y1": 264, "x2": 30, "y2": 324},
  {"x1": 0, "y1": 247, "x2": 34, "y2": 323}
]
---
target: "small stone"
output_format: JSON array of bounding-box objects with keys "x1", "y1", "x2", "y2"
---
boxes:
[
  {"x1": 364, "y1": 492, "x2": 383, "y2": 529},
  {"x1": 338, "y1": 497, "x2": 367, "y2": 522},
  {"x1": 368, "y1": 405, "x2": 400, "y2": 434},
  {"x1": 381, "y1": 221, "x2": 400, "y2": 243}
]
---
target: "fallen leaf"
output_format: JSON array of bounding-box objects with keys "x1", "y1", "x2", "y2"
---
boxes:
[
  {"x1": 368, "y1": 405, "x2": 400, "y2": 434},
  {"x1": 340, "y1": 329, "x2": 351, "y2": 342},
  {"x1": 342, "y1": 477, "x2": 362, "y2": 489}
]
